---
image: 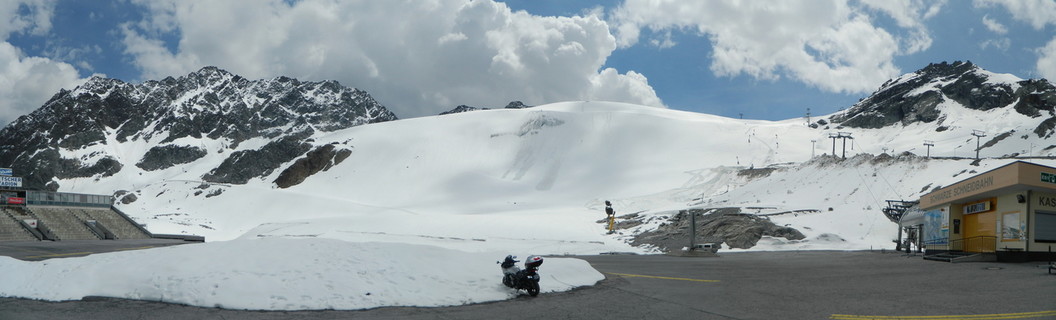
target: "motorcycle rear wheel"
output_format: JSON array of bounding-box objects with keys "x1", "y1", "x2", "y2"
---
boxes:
[{"x1": 526, "y1": 282, "x2": 540, "y2": 297}]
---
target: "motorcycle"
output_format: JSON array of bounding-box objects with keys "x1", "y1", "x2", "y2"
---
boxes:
[{"x1": 497, "y1": 255, "x2": 543, "y2": 296}]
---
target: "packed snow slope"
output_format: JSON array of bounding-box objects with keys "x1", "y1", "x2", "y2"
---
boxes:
[
  {"x1": 79, "y1": 101, "x2": 847, "y2": 247},
  {"x1": 51, "y1": 94, "x2": 1056, "y2": 252}
]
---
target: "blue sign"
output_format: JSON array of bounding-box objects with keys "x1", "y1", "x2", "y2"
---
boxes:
[
  {"x1": 0, "y1": 168, "x2": 10, "y2": 176},
  {"x1": 0, "y1": 176, "x2": 22, "y2": 188},
  {"x1": 924, "y1": 209, "x2": 948, "y2": 245}
]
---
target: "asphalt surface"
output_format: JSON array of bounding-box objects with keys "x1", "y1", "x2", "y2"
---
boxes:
[
  {"x1": 1, "y1": 249, "x2": 1054, "y2": 319},
  {"x1": 0, "y1": 239, "x2": 195, "y2": 261}
]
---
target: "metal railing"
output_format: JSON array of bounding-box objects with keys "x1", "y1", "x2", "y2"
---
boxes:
[{"x1": 949, "y1": 236, "x2": 997, "y2": 253}]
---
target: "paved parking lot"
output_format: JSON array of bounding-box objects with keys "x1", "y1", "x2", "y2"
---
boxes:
[
  {"x1": 0, "y1": 239, "x2": 195, "y2": 261},
  {"x1": 1, "y1": 250, "x2": 1054, "y2": 319}
]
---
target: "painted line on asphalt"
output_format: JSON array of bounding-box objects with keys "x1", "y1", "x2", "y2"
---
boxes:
[
  {"x1": 114, "y1": 246, "x2": 158, "y2": 251},
  {"x1": 23, "y1": 252, "x2": 94, "y2": 259},
  {"x1": 606, "y1": 272, "x2": 720, "y2": 283},
  {"x1": 831, "y1": 310, "x2": 1056, "y2": 320}
]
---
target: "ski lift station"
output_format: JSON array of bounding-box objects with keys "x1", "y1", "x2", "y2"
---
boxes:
[{"x1": 901, "y1": 161, "x2": 1056, "y2": 262}]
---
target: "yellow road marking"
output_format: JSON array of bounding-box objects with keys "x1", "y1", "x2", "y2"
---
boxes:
[
  {"x1": 831, "y1": 310, "x2": 1056, "y2": 320},
  {"x1": 24, "y1": 252, "x2": 93, "y2": 259},
  {"x1": 606, "y1": 272, "x2": 720, "y2": 283}
]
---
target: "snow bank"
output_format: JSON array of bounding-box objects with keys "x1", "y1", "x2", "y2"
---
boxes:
[{"x1": 0, "y1": 238, "x2": 602, "y2": 310}]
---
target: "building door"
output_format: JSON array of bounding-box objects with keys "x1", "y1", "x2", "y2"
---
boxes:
[{"x1": 963, "y1": 211, "x2": 997, "y2": 252}]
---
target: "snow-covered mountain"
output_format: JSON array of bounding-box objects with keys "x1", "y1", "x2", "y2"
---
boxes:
[
  {"x1": 3, "y1": 62, "x2": 1056, "y2": 311},
  {"x1": 0, "y1": 66, "x2": 397, "y2": 190},
  {"x1": 2, "y1": 62, "x2": 1056, "y2": 252},
  {"x1": 830, "y1": 61, "x2": 1056, "y2": 135}
]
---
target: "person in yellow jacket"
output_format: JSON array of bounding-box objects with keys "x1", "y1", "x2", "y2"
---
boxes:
[{"x1": 605, "y1": 200, "x2": 616, "y2": 233}]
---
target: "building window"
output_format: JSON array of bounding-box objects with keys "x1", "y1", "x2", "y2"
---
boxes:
[{"x1": 1037, "y1": 211, "x2": 1056, "y2": 243}]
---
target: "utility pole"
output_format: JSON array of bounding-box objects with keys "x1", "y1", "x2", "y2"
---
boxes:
[
  {"x1": 837, "y1": 132, "x2": 853, "y2": 159},
  {"x1": 972, "y1": 130, "x2": 987, "y2": 161},
  {"x1": 811, "y1": 139, "x2": 817, "y2": 158},
  {"x1": 689, "y1": 210, "x2": 696, "y2": 250},
  {"x1": 829, "y1": 133, "x2": 838, "y2": 156},
  {"x1": 923, "y1": 140, "x2": 934, "y2": 158}
]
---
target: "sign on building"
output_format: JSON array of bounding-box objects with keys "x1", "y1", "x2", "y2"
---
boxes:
[
  {"x1": 0, "y1": 168, "x2": 10, "y2": 176},
  {"x1": 924, "y1": 209, "x2": 949, "y2": 245},
  {"x1": 0, "y1": 176, "x2": 22, "y2": 188},
  {"x1": 1042, "y1": 172, "x2": 1056, "y2": 184}
]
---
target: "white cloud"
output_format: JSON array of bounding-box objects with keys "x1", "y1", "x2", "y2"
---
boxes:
[
  {"x1": 859, "y1": 0, "x2": 942, "y2": 53},
  {"x1": 1039, "y1": 38, "x2": 1056, "y2": 80},
  {"x1": 975, "y1": 0, "x2": 1056, "y2": 30},
  {"x1": 982, "y1": 15, "x2": 1009, "y2": 34},
  {"x1": 0, "y1": 0, "x2": 54, "y2": 40},
  {"x1": 120, "y1": 0, "x2": 664, "y2": 118},
  {"x1": 610, "y1": 0, "x2": 927, "y2": 95},
  {"x1": 588, "y1": 68, "x2": 662, "y2": 107},
  {"x1": 976, "y1": 0, "x2": 1056, "y2": 80},
  {"x1": 649, "y1": 31, "x2": 676, "y2": 49},
  {"x1": 0, "y1": 43, "x2": 87, "y2": 126},
  {"x1": 980, "y1": 38, "x2": 1012, "y2": 51},
  {"x1": 979, "y1": 14, "x2": 1010, "y2": 52},
  {"x1": 0, "y1": 0, "x2": 87, "y2": 127}
]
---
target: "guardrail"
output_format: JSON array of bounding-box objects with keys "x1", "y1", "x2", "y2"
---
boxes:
[{"x1": 949, "y1": 236, "x2": 997, "y2": 253}]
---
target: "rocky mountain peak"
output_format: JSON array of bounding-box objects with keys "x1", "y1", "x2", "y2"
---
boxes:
[
  {"x1": 0, "y1": 67, "x2": 398, "y2": 190},
  {"x1": 917, "y1": 60, "x2": 977, "y2": 79},
  {"x1": 828, "y1": 61, "x2": 1054, "y2": 130},
  {"x1": 438, "y1": 101, "x2": 533, "y2": 115}
]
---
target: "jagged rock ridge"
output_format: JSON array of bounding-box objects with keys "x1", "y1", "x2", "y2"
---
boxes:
[
  {"x1": 0, "y1": 66, "x2": 397, "y2": 190},
  {"x1": 829, "y1": 61, "x2": 1056, "y2": 132},
  {"x1": 438, "y1": 101, "x2": 532, "y2": 115}
]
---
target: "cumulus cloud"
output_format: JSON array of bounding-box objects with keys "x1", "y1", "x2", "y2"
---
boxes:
[
  {"x1": 609, "y1": 0, "x2": 942, "y2": 95},
  {"x1": 975, "y1": 0, "x2": 1056, "y2": 30},
  {"x1": 1039, "y1": 39, "x2": 1056, "y2": 80},
  {"x1": 0, "y1": 0, "x2": 54, "y2": 40},
  {"x1": 0, "y1": 0, "x2": 87, "y2": 127},
  {"x1": 119, "y1": 0, "x2": 664, "y2": 118},
  {"x1": 859, "y1": 0, "x2": 942, "y2": 53},
  {"x1": 976, "y1": 0, "x2": 1056, "y2": 79}
]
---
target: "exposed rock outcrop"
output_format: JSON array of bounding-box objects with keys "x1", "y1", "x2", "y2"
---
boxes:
[{"x1": 632, "y1": 208, "x2": 806, "y2": 251}]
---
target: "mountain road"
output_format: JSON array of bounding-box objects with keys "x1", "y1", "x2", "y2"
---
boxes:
[{"x1": 1, "y1": 251, "x2": 1053, "y2": 319}]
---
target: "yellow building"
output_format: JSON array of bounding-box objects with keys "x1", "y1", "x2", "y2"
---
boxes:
[{"x1": 918, "y1": 161, "x2": 1056, "y2": 261}]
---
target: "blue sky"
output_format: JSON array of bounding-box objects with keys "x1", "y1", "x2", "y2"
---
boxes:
[{"x1": 2, "y1": 0, "x2": 1056, "y2": 126}]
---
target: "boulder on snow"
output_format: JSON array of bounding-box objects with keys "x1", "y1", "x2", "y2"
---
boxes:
[
  {"x1": 114, "y1": 190, "x2": 138, "y2": 204},
  {"x1": 273, "y1": 144, "x2": 353, "y2": 188}
]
